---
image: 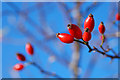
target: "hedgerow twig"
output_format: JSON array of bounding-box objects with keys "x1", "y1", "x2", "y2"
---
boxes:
[
  {"x1": 74, "y1": 39, "x2": 120, "y2": 59},
  {"x1": 30, "y1": 62, "x2": 62, "y2": 79}
]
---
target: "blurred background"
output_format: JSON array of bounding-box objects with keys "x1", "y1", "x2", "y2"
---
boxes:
[{"x1": 1, "y1": 2, "x2": 119, "y2": 78}]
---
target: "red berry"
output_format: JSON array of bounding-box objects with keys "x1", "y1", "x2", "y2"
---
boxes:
[
  {"x1": 82, "y1": 28, "x2": 91, "y2": 42},
  {"x1": 116, "y1": 13, "x2": 120, "y2": 20},
  {"x1": 67, "y1": 24, "x2": 82, "y2": 39},
  {"x1": 84, "y1": 14, "x2": 95, "y2": 32},
  {"x1": 13, "y1": 63, "x2": 24, "y2": 71},
  {"x1": 56, "y1": 33, "x2": 74, "y2": 43},
  {"x1": 16, "y1": 53, "x2": 26, "y2": 61},
  {"x1": 26, "y1": 43, "x2": 34, "y2": 55},
  {"x1": 98, "y1": 22, "x2": 105, "y2": 34}
]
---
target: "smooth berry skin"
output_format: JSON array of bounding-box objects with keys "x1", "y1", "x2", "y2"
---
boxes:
[
  {"x1": 56, "y1": 33, "x2": 74, "y2": 43},
  {"x1": 98, "y1": 22, "x2": 105, "y2": 34},
  {"x1": 16, "y1": 53, "x2": 26, "y2": 61},
  {"x1": 26, "y1": 43, "x2": 34, "y2": 55},
  {"x1": 116, "y1": 13, "x2": 120, "y2": 21},
  {"x1": 13, "y1": 63, "x2": 24, "y2": 71},
  {"x1": 84, "y1": 14, "x2": 95, "y2": 32},
  {"x1": 82, "y1": 29, "x2": 91, "y2": 42},
  {"x1": 67, "y1": 24, "x2": 82, "y2": 39}
]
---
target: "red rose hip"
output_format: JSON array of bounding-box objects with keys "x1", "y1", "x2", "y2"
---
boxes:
[
  {"x1": 13, "y1": 63, "x2": 24, "y2": 71},
  {"x1": 98, "y1": 22, "x2": 105, "y2": 34},
  {"x1": 26, "y1": 43, "x2": 34, "y2": 55},
  {"x1": 116, "y1": 13, "x2": 120, "y2": 21},
  {"x1": 16, "y1": 53, "x2": 26, "y2": 61},
  {"x1": 82, "y1": 28, "x2": 91, "y2": 42},
  {"x1": 84, "y1": 14, "x2": 95, "y2": 32},
  {"x1": 67, "y1": 24, "x2": 82, "y2": 39},
  {"x1": 56, "y1": 33, "x2": 74, "y2": 43}
]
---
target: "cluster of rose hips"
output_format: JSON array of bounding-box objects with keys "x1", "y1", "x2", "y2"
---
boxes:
[
  {"x1": 56, "y1": 13, "x2": 106, "y2": 43},
  {"x1": 13, "y1": 43, "x2": 34, "y2": 71},
  {"x1": 13, "y1": 13, "x2": 120, "y2": 71}
]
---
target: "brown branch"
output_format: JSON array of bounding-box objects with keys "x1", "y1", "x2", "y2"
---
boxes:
[
  {"x1": 100, "y1": 46, "x2": 110, "y2": 52},
  {"x1": 74, "y1": 39, "x2": 120, "y2": 59},
  {"x1": 109, "y1": 48, "x2": 117, "y2": 56},
  {"x1": 101, "y1": 45, "x2": 117, "y2": 56},
  {"x1": 29, "y1": 62, "x2": 62, "y2": 79}
]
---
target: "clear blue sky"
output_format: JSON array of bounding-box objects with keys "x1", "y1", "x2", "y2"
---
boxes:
[{"x1": 2, "y1": 2, "x2": 119, "y2": 78}]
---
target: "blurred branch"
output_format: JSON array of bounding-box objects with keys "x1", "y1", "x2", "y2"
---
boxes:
[
  {"x1": 105, "y1": 32, "x2": 120, "y2": 37},
  {"x1": 6, "y1": 3, "x2": 49, "y2": 38},
  {"x1": 83, "y1": 54, "x2": 98, "y2": 78},
  {"x1": 36, "y1": 3, "x2": 56, "y2": 40},
  {"x1": 68, "y1": 2, "x2": 82, "y2": 78},
  {"x1": 7, "y1": 3, "x2": 70, "y2": 67},
  {"x1": 85, "y1": 2, "x2": 98, "y2": 13},
  {"x1": 30, "y1": 62, "x2": 62, "y2": 79},
  {"x1": 58, "y1": 2, "x2": 73, "y2": 23},
  {"x1": 17, "y1": 24, "x2": 69, "y2": 67},
  {"x1": 70, "y1": 42, "x2": 80, "y2": 78},
  {"x1": 80, "y1": 2, "x2": 100, "y2": 17}
]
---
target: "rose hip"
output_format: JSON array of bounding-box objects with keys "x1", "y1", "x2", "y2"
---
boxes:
[
  {"x1": 16, "y1": 53, "x2": 26, "y2": 61},
  {"x1": 26, "y1": 43, "x2": 34, "y2": 55},
  {"x1": 13, "y1": 63, "x2": 24, "y2": 71},
  {"x1": 67, "y1": 24, "x2": 82, "y2": 39},
  {"x1": 84, "y1": 14, "x2": 95, "y2": 32},
  {"x1": 56, "y1": 33, "x2": 74, "y2": 43},
  {"x1": 82, "y1": 28, "x2": 91, "y2": 42}
]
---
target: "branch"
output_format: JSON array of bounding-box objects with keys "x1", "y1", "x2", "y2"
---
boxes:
[
  {"x1": 18, "y1": 25, "x2": 69, "y2": 67},
  {"x1": 29, "y1": 62, "x2": 62, "y2": 79},
  {"x1": 74, "y1": 39, "x2": 120, "y2": 59}
]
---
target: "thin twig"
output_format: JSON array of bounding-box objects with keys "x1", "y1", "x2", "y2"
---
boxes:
[
  {"x1": 30, "y1": 62, "x2": 63, "y2": 79},
  {"x1": 74, "y1": 39, "x2": 120, "y2": 59},
  {"x1": 100, "y1": 46, "x2": 109, "y2": 52},
  {"x1": 109, "y1": 48, "x2": 117, "y2": 56}
]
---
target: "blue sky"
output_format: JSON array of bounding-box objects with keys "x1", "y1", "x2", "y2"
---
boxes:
[{"x1": 1, "y1": 2, "x2": 119, "y2": 78}]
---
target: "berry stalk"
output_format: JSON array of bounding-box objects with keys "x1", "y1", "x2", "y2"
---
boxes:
[{"x1": 100, "y1": 34, "x2": 105, "y2": 47}]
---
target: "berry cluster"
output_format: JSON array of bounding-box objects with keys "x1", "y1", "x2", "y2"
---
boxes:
[
  {"x1": 56, "y1": 13, "x2": 106, "y2": 43},
  {"x1": 13, "y1": 43, "x2": 34, "y2": 71},
  {"x1": 56, "y1": 13, "x2": 120, "y2": 59}
]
